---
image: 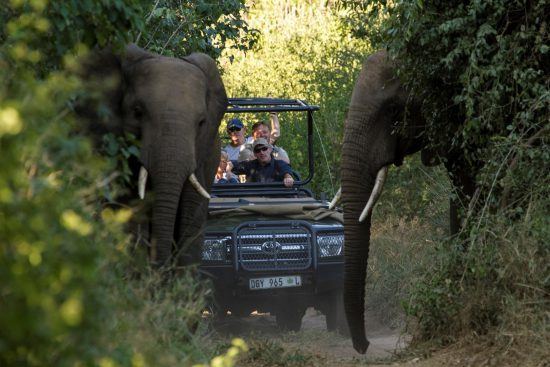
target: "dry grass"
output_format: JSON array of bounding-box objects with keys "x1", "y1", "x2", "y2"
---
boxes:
[
  {"x1": 362, "y1": 162, "x2": 548, "y2": 367},
  {"x1": 365, "y1": 214, "x2": 447, "y2": 328}
]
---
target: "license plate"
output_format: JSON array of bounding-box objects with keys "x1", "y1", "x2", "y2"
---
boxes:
[{"x1": 249, "y1": 275, "x2": 302, "y2": 290}]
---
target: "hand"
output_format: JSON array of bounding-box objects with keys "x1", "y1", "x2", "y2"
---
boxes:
[
  {"x1": 283, "y1": 175, "x2": 294, "y2": 188},
  {"x1": 226, "y1": 161, "x2": 233, "y2": 172}
]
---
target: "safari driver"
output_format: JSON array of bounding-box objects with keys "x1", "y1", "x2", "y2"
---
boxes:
[{"x1": 232, "y1": 138, "x2": 294, "y2": 188}]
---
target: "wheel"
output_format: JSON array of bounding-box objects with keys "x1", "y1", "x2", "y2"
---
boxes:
[
  {"x1": 207, "y1": 304, "x2": 228, "y2": 322},
  {"x1": 275, "y1": 305, "x2": 305, "y2": 331},
  {"x1": 325, "y1": 290, "x2": 350, "y2": 336}
]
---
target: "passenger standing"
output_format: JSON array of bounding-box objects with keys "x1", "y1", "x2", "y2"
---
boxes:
[{"x1": 245, "y1": 114, "x2": 290, "y2": 163}]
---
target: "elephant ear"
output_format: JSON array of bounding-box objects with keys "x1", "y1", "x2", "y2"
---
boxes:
[
  {"x1": 121, "y1": 44, "x2": 155, "y2": 69},
  {"x1": 76, "y1": 44, "x2": 154, "y2": 142},
  {"x1": 76, "y1": 47, "x2": 126, "y2": 143},
  {"x1": 183, "y1": 53, "x2": 228, "y2": 131}
]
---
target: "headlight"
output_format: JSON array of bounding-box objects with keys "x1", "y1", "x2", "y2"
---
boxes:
[
  {"x1": 202, "y1": 236, "x2": 231, "y2": 261},
  {"x1": 317, "y1": 234, "x2": 344, "y2": 258}
]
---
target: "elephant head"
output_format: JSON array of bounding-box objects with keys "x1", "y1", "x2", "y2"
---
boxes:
[
  {"x1": 338, "y1": 50, "x2": 475, "y2": 353},
  {"x1": 80, "y1": 44, "x2": 227, "y2": 268}
]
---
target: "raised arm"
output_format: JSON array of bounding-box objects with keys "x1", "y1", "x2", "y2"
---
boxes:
[{"x1": 269, "y1": 112, "x2": 280, "y2": 144}]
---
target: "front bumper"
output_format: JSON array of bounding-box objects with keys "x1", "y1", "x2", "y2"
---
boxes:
[{"x1": 200, "y1": 261, "x2": 343, "y2": 312}]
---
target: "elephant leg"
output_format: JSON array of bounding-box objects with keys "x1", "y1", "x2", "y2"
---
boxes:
[
  {"x1": 449, "y1": 197, "x2": 460, "y2": 235},
  {"x1": 175, "y1": 186, "x2": 208, "y2": 267}
]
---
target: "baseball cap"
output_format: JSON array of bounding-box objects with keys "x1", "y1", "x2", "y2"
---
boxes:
[
  {"x1": 227, "y1": 118, "x2": 244, "y2": 131},
  {"x1": 252, "y1": 138, "x2": 272, "y2": 150}
]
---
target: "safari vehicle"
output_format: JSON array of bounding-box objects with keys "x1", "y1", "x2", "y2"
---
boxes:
[{"x1": 200, "y1": 98, "x2": 347, "y2": 333}]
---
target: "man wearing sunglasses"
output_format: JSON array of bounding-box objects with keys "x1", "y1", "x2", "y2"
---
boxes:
[
  {"x1": 232, "y1": 138, "x2": 294, "y2": 187},
  {"x1": 223, "y1": 118, "x2": 247, "y2": 161},
  {"x1": 244, "y1": 118, "x2": 290, "y2": 164}
]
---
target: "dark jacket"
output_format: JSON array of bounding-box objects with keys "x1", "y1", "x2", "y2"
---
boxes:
[{"x1": 232, "y1": 158, "x2": 292, "y2": 183}]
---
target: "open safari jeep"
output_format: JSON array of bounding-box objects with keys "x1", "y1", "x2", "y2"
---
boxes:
[{"x1": 200, "y1": 98, "x2": 348, "y2": 333}]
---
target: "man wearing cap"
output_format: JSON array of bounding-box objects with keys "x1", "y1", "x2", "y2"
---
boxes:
[
  {"x1": 244, "y1": 119, "x2": 290, "y2": 164},
  {"x1": 223, "y1": 118, "x2": 247, "y2": 161},
  {"x1": 232, "y1": 138, "x2": 294, "y2": 187}
]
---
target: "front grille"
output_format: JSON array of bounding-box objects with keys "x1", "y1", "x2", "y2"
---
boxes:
[{"x1": 237, "y1": 225, "x2": 312, "y2": 271}]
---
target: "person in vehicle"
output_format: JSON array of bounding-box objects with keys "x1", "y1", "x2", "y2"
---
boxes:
[
  {"x1": 223, "y1": 118, "x2": 247, "y2": 161},
  {"x1": 232, "y1": 138, "x2": 294, "y2": 187},
  {"x1": 244, "y1": 115, "x2": 290, "y2": 163},
  {"x1": 214, "y1": 151, "x2": 239, "y2": 184},
  {"x1": 237, "y1": 147, "x2": 254, "y2": 162},
  {"x1": 245, "y1": 112, "x2": 280, "y2": 145}
]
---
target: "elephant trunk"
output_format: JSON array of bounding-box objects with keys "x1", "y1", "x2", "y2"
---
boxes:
[
  {"x1": 146, "y1": 119, "x2": 198, "y2": 269},
  {"x1": 341, "y1": 103, "x2": 395, "y2": 354},
  {"x1": 342, "y1": 183, "x2": 373, "y2": 354}
]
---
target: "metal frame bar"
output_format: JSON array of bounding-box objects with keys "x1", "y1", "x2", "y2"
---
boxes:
[{"x1": 227, "y1": 98, "x2": 319, "y2": 113}]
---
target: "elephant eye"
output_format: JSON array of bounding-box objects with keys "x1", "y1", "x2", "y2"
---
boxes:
[{"x1": 133, "y1": 105, "x2": 144, "y2": 120}]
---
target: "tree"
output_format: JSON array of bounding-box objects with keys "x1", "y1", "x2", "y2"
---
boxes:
[{"x1": 136, "y1": 0, "x2": 258, "y2": 58}]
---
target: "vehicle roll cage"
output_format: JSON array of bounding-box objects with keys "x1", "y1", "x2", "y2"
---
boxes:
[{"x1": 212, "y1": 98, "x2": 319, "y2": 195}]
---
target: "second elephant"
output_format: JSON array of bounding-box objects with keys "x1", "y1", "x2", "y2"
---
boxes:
[
  {"x1": 82, "y1": 44, "x2": 227, "y2": 268},
  {"x1": 339, "y1": 50, "x2": 476, "y2": 354}
]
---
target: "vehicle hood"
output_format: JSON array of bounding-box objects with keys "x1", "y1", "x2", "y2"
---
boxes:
[{"x1": 206, "y1": 202, "x2": 343, "y2": 232}]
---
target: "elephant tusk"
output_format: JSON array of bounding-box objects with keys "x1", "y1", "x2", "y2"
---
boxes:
[
  {"x1": 189, "y1": 173, "x2": 211, "y2": 200},
  {"x1": 138, "y1": 166, "x2": 148, "y2": 200},
  {"x1": 359, "y1": 166, "x2": 388, "y2": 222},
  {"x1": 328, "y1": 187, "x2": 341, "y2": 210}
]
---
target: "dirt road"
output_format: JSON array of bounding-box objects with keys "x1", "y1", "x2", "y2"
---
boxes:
[{"x1": 211, "y1": 307, "x2": 407, "y2": 366}]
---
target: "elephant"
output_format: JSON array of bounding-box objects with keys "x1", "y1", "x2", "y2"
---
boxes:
[
  {"x1": 333, "y1": 50, "x2": 476, "y2": 353},
  {"x1": 79, "y1": 44, "x2": 227, "y2": 269}
]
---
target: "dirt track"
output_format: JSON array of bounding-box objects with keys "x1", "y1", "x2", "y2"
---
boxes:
[{"x1": 211, "y1": 307, "x2": 407, "y2": 366}]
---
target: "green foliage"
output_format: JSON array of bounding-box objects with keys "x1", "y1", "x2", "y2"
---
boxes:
[
  {"x1": 100, "y1": 132, "x2": 141, "y2": 202},
  {"x1": 405, "y1": 197, "x2": 549, "y2": 351},
  {"x1": 136, "y1": 0, "x2": 258, "y2": 58},
  {"x1": 0, "y1": 6, "x2": 131, "y2": 366},
  {"x1": 0, "y1": 0, "x2": 254, "y2": 366},
  {"x1": 377, "y1": 156, "x2": 451, "y2": 224},
  {"x1": 221, "y1": 0, "x2": 371, "y2": 196},
  {"x1": 105, "y1": 265, "x2": 216, "y2": 366},
  {"x1": 0, "y1": 0, "x2": 143, "y2": 73}
]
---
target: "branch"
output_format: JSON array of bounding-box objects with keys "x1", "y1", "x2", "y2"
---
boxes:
[{"x1": 499, "y1": 125, "x2": 549, "y2": 210}]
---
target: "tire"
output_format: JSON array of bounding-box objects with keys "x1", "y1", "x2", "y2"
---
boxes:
[
  {"x1": 325, "y1": 290, "x2": 350, "y2": 336},
  {"x1": 275, "y1": 305, "x2": 305, "y2": 331}
]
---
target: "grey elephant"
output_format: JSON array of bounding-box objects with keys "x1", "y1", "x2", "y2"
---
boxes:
[
  {"x1": 80, "y1": 44, "x2": 227, "y2": 268},
  {"x1": 333, "y1": 50, "x2": 476, "y2": 353}
]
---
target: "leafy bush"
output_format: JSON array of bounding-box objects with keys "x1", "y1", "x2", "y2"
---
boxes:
[
  {"x1": 0, "y1": 1, "x2": 255, "y2": 365},
  {"x1": 136, "y1": 0, "x2": 258, "y2": 59},
  {"x1": 0, "y1": 1, "x2": 141, "y2": 365}
]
